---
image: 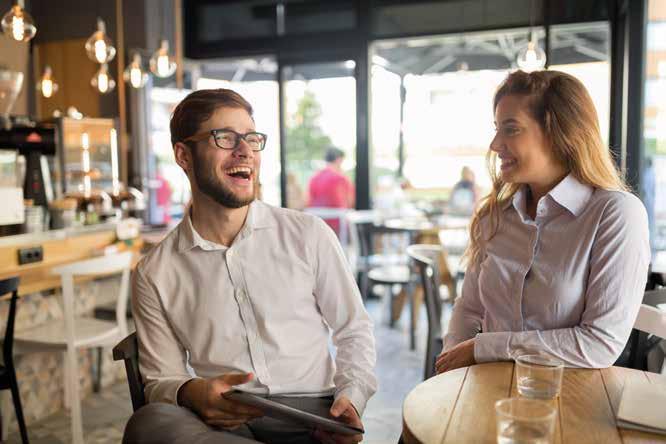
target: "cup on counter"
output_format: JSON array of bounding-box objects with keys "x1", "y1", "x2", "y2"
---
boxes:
[
  {"x1": 515, "y1": 354, "x2": 564, "y2": 399},
  {"x1": 495, "y1": 397, "x2": 556, "y2": 444}
]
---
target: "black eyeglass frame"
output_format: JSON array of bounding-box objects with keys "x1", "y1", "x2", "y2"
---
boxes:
[{"x1": 184, "y1": 129, "x2": 268, "y2": 151}]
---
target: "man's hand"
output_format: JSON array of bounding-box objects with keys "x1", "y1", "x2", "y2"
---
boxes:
[
  {"x1": 177, "y1": 373, "x2": 264, "y2": 430},
  {"x1": 313, "y1": 396, "x2": 363, "y2": 444},
  {"x1": 435, "y1": 338, "x2": 476, "y2": 374}
]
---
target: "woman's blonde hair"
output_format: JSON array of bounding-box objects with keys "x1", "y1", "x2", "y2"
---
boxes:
[{"x1": 465, "y1": 70, "x2": 627, "y2": 265}]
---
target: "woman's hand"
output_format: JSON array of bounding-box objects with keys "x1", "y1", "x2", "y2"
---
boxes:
[{"x1": 435, "y1": 338, "x2": 476, "y2": 374}]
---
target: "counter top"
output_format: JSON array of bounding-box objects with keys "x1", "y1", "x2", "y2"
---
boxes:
[
  {"x1": 0, "y1": 222, "x2": 143, "y2": 296},
  {"x1": 0, "y1": 222, "x2": 119, "y2": 248}
]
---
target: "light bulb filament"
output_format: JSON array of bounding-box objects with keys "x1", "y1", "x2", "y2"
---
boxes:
[
  {"x1": 130, "y1": 67, "x2": 142, "y2": 88},
  {"x1": 11, "y1": 15, "x2": 24, "y2": 41},
  {"x1": 94, "y1": 39, "x2": 107, "y2": 64},
  {"x1": 41, "y1": 79, "x2": 53, "y2": 98},
  {"x1": 98, "y1": 73, "x2": 109, "y2": 93},
  {"x1": 157, "y1": 54, "x2": 170, "y2": 77}
]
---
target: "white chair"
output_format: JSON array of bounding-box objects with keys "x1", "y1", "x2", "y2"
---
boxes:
[
  {"x1": 14, "y1": 251, "x2": 133, "y2": 444},
  {"x1": 627, "y1": 289, "x2": 666, "y2": 373},
  {"x1": 635, "y1": 304, "x2": 666, "y2": 339},
  {"x1": 304, "y1": 207, "x2": 351, "y2": 247}
]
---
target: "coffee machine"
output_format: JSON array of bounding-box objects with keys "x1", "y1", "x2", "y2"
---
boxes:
[{"x1": 0, "y1": 68, "x2": 58, "y2": 234}]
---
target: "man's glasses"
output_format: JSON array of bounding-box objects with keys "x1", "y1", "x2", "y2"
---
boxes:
[{"x1": 184, "y1": 129, "x2": 267, "y2": 151}]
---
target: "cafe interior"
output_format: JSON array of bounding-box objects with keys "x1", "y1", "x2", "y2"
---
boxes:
[{"x1": 0, "y1": 0, "x2": 665, "y2": 443}]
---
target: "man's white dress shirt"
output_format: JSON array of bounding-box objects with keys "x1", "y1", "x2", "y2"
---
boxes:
[{"x1": 132, "y1": 200, "x2": 377, "y2": 413}]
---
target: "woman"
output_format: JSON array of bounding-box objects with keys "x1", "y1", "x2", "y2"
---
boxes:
[{"x1": 436, "y1": 70, "x2": 650, "y2": 374}]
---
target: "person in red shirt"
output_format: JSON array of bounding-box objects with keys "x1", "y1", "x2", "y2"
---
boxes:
[{"x1": 307, "y1": 147, "x2": 355, "y2": 234}]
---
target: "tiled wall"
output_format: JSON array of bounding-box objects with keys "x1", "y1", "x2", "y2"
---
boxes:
[{"x1": 0, "y1": 276, "x2": 128, "y2": 435}]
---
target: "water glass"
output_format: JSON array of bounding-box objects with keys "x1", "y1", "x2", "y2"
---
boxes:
[
  {"x1": 515, "y1": 354, "x2": 564, "y2": 399},
  {"x1": 495, "y1": 397, "x2": 556, "y2": 444}
]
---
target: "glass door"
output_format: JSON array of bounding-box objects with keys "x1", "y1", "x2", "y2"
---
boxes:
[{"x1": 280, "y1": 60, "x2": 357, "y2": 211}]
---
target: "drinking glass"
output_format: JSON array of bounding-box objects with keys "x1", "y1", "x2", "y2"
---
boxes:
[
  {"x1": 495, "y1": 397, "x2": 556, "y2": 444},
  {"x1": 515, "y1": 354, "x2": 564, "y2": 399}
]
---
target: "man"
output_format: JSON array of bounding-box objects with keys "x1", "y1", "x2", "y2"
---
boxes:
[
  {"x1": 124, "y1": 89, "x2": 377, "y2": 444},
  {"x1": 307, "y1": 147, "x2": 355, "y2": 235}
]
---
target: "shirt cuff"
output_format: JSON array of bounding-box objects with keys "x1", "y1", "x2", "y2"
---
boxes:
[
  {"x1": 335, "y1": 385, "x2": 368, "y2": 417},
  {"x1": 474, "y1": 332, "x2": 513, "y2": 363},
  {"x1": 146, "y1": 377, "x2": 196, "y2": 405}
]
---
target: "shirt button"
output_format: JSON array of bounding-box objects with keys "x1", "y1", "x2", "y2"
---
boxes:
[{"x1": 227, "y1": 249, "x2": 233, "y2": 258}]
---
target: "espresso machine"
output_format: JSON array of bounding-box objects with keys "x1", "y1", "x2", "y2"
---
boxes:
[{"x1": 0, "y1": 68, "x2": 58, "y2": 234}]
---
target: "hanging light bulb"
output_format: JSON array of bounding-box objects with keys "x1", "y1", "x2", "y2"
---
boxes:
[
  {"x1": 85, "y1": 18, "x2": 116, "y2": 64},
  {"x1": 123, "y1": 53, "x2": 148, "y2": 89},
  {"x1": 516, "y1": 32, "x2": 547, "y2": 72},
  {"x1": 149, "y1": 39, "x2": 177, "y2": 78},
  {"x1": 91, "y1": 63, "x2": 116, "y2": 94},
  {"x1": 1, "y1": 0, "x2": 37, "y2": 42},
  {"x1": 36, "y1": 65, "x2": 58, "y2": 98}
]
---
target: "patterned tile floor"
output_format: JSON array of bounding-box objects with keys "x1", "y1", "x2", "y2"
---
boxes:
[{"x1": 6, "y1": 297, "x2": 441, "y2": 444}]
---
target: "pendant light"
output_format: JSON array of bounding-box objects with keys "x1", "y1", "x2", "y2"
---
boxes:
[
  {"x1": 91, "y1": 63, "x2": 116, "y2": 94},
  {"x1": 1, "y1": 0, "x2": 36, "y2": 42},
  {"x1": 85, "y1": 18, "x2": 116, "y2": 64},
  {"x1": 149, "y1": 39, "x2": 177, "y2": 78},
  {"x1": 124, "y1": 53, "x2": 149, "y2": 88},
  {"x1": 36, "y1": 65, "x2": 58, "y2": 98},
  {"x1": 149, "y1": 3, "x2": 177, "y2": 78},
  {"x1": 516, "y1": 0, "x2": 546, "y2": 72}
]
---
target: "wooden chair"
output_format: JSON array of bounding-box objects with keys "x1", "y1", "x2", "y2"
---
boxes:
[
  {"x1": 0, "y1": 277, "x2": 29, "y2": 443},
  {"x1": 112, "y1": 332, "x2": 145, "y2": 412},
  {"x1": 406, "y1": 244, "x2": 448, "y2": 380},
  {"x1": 14, "y1": 251, "x2": 133, "y2": 444}
]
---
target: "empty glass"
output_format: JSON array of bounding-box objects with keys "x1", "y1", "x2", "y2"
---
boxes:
[
  {"x1": 515, "y1": 354, "x2": 564, "y2": 399},
  {"x1": 495, "y1": 398, "x2": 556, "y2": 444}
]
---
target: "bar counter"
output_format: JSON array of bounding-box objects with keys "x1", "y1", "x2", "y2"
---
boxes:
[{"x1": 0, "y1": 222, "x2": 143, "y2": 437}]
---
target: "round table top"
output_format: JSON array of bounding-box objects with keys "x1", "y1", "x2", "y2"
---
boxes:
[
  {"x1": 402, "y1": 362, "x2": 666, "y2": 444},
  {"x1": 381, "y1": 215, "x2": 470, "y2": 233}
]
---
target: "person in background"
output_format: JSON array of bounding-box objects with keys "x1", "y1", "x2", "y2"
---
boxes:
[
  {"x1": 154, "y1": 165, "x2": 173, "y2": 224},
  {"x1": 124, "y1": 89, "x2": 376, "y2": 444},
  {"x1": 436, "y1": 70, "x2": 650, "y2": 374},
  {"x1": 448, "y1": 166, "x2": 480, "y2": 214},
  {"x1": 307, "y1": 147, "x2": 355, "y2": 235}
]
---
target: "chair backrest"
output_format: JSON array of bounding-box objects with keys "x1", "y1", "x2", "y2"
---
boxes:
[
  {"x1": 52, "y1": 251, "x2": 133, "y2": 345},
  {"x1": 346, "y1": 210, "x2": 377, "y2": 258},
  {"x1": 634, "y1": 305, "x2": 666, "y2": 339},
  {"x1": 304, "y1": 207, "x2": 351, "y2": 246},
  {"x1": 624, "y1": 288, "x2": 666, "y2": 370},
  {"x1": 1, "y1": 276, "x2": 20, "y2": 367},
  {"x1": 112, "y1": 332, "x2": 146, "y2": 411},
  {"x1": 407, "y1": 244, "x2": 444, "y2": 380}
]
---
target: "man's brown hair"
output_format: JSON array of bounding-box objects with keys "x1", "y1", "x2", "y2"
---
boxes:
[{"x1": 169, "y1": 88, "x2": 253, "y2": 146}]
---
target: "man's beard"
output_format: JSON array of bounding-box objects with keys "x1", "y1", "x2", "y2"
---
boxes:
[{"x1": 191, "y1": 150, "x2": 255, "y2": 209}]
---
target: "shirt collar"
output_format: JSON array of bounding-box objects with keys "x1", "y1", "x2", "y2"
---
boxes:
[
  {"x1": 177, "y1": 200, "x2": 277, "y2": 252},
  {"x1": 504, "y1": 174, "x2": 593, "y2": 219},
  {"x1": 547, "y1": 174, "x2": 594, "y2": 217}
]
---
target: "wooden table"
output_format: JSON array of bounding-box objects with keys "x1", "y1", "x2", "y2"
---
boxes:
[{"x1": 402, "y1": 362, "x2": 666, "y2": 444}]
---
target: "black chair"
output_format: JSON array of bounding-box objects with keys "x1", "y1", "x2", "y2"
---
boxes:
[
  {"x1": 0, "y1": 277, "x2": 29, "y2": 443},
  {"x1": 406, "y1": 245, "x2": 447, "y2": 380},
  {"x1": 112, "y1": 332, "x2": 146, "y2": 412},
  {"x1": 624, "y1": 288, "x2": 666, "y2": 370}
]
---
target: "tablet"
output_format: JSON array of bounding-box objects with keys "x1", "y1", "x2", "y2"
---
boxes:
[{"x1": 224, "y1": 391, "x2": 364, "y2": 436}]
